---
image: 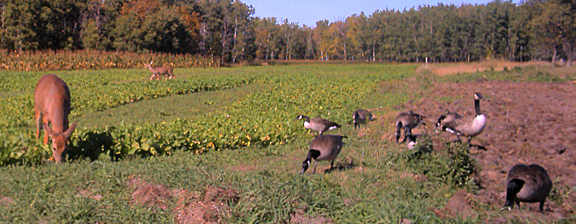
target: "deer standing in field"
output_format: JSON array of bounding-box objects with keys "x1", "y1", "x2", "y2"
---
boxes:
[
  {"x1": 34, "y1": 74, "x2": 77, "y2": 163},
  {"x1": 145, "y1": 62, "x2": 174, "y2": 81}
]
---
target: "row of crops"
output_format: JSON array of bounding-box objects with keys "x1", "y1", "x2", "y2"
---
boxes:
[
  {"x1": 0, "y1": 50, "x2": 218, "y2": 71},
  {"x1": 0, "y1": 65, "x2": 414, "y2": 165},
  {"x1": 0, "y1": 69, "x2": 256, "y2": 128}
]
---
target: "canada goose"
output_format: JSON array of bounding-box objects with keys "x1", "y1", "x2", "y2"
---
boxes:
[
  {"x1": 353, "y1": 109, "x2": 373, "y2": 129},
  {"x1": 295, "y1": 115, "x2": 340, "y2": 135},
  {"x1": 436, "y1": 93, "x2": 486, "y2": 146},
  {"x1": 395, "y1": 111, "x2": 426, "y2": 143},
  {"x1": 301, "y1": 135, "x2": 347, "y2": 174},
  {"x1": 503, "y1": 164, "x2": 552, "y2": 213}
]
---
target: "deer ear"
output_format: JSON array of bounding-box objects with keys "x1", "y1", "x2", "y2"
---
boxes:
[
  {"x1": 43, "y1": 123, "x2": 56, "y2": 137},
  {"x1": 64, "y1": 123, "x2": 77, "y2": 139}
]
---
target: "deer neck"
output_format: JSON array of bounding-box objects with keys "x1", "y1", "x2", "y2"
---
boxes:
[{"x1": 48, "y1": 109, "x2": 67, "y2": 132}]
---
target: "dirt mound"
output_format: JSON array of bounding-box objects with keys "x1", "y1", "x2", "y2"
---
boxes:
[
  {"x1": 128, "y1": 176, "x2": 175, "y2": 211},
  {"x1": 290, "y1": 208, "x2": 333, "y2": 224},
  {"x1": 128, "y1": 175, "x2": 239, "y2": 224},
  {"x1": 396, "y1": 79, "x2": 576, "y2": 220},
  {"x1": 174, "y1": 186, "x2": 239, "y2": 224}
]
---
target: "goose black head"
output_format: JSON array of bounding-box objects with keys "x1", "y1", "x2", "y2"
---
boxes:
[
  {"x1": 417, "y1": 113, "x2": 426, "y2": 125},
  {"x1": 435, "y1": 115, "x2": 447, "y2": 128},
  {"x1": 294, "y1": 114, "x2": 305, "y2": 121},
  {"x1": 301, "y1": 159, "x2": 310, "y2": 174},
  {"x1": 474, "y1": 92, "x2": 483, "y2": 100}
]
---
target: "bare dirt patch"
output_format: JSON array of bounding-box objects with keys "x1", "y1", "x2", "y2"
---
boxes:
[
  {"x1": 76, "y1": 189, "x2": 103, "y2": 201},
  {"x1": 419, "y1": 60, "x2": 551, "y2": 76},
  {"x1": 395, "y1": 79, "x2": 576, "y2": 221},
  {"x1": 1, "y1": 196, "x2": 16, "y2": 207},
  {"x1": 127, "y1": 175, "x2": 239, "y2": 224},
  {"x1": 290, "y1": 208, "x2": 333, "y2": 224}
]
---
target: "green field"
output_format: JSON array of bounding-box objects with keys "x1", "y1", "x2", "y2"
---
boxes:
[{"x1": 0, "y1": 64, "x2": 572, "y2": 223}]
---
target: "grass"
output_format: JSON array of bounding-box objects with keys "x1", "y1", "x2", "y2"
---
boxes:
[
  {"x1": 74, "y1": 81, "x2": 271, "y2": 128},
  {"x1": 1, "y1": 63, "x2": 573, "y2": 223}
]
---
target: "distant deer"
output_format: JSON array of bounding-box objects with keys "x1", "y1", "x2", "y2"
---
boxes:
[
  {"x1": 145, "y1": 62, "x2": 174, "y2": 81},
  {"x1": 34, "y1": 74, "x2": 77, "y2": 163}
]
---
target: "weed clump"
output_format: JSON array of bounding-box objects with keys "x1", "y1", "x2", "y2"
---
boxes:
[{"x1": 388, "y1": 137, "x2": 480, "y2": 191}]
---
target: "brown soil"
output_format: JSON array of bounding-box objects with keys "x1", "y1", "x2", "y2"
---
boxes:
[
  {"x1": 290, "y1": 208, "x2": 333, "y2": 224},
  {"x1": 419, "y1": 60, "x2": 552, "y2": 76},
  {"x1": 1, "y1": 196, "x2": 15, "y2": 207},
  {"x1": 76, "y1": 189, "x2": 103, "y2": 201},
  {"x1": 395, "y1": 79, "x2": 576, "y2": 221},
  {"x1": 127, "y1": 175, "x2": 239, "y2": 224}
]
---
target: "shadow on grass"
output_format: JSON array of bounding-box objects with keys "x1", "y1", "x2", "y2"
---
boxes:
[
  {"x1": 324, "y1": 160, "x2": 356, "y2": 174},
  {"x1": 450, "y1": 139, "x2": 488, "y2": 151},
  {"x1": 67, "y1": 131, "x2": 116, "y2": 162}
]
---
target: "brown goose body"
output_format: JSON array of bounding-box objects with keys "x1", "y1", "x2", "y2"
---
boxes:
[
  {"x1": 504, "y1": 164, "x2": 552, "y2": 213},
  {"x1": 353, "y1": 109, "x2": 373, "y2": 129},
  {"x1": 295, "y1": 115, "x2": 340, "y2": 135},
  {"x1": 395, "y1": 111, "x2": 425, "y2": 143},
  {"x1": 301, "y1": 135, "x2": 346, "y2": 174}
]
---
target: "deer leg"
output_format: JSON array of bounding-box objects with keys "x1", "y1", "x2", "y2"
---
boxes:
[
  {"x1": 43, "y1": 121, "x2": 50, "y2": 145},
  {"x1": 35, "y1": 109, "x2": 41, "y2": 139}
]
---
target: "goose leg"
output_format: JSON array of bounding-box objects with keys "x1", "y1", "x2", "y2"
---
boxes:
[
  {"x1": 453, "y1": 135, "x2": 461, "y2": 143},
  {"x1": 401, "y1": 128, "x2": 410, "y2": 143},
  {"x1": 539, "y1": 200, "x2": 545, "y2": 213},
  {"x1": 312, "y1": 160, "x2": 318, "y2": 174}
]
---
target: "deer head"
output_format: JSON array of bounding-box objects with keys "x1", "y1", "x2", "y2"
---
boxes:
[{"x1": 43, "y1": 123, "x2": 77, "y2": 163}]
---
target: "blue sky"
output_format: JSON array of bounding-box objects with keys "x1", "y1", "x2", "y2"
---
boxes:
[{"x1": 241, "y1": 0, "x2": 518, "y2": 27}]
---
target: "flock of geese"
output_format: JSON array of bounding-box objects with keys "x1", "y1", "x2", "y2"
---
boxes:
[
  {"x1": 35, "y1": 72, "x2": 552, "y2": 214},
  {"x1": 295, "y1": 92, "x2": 552, "y2": 213}
]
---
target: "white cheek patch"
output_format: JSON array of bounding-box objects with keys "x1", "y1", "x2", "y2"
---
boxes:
[{"x1": 328, "y1": 126, "x2": 338, "y2": 130}]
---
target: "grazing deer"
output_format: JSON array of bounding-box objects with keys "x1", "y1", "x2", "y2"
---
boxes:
[
  {"x1": 145, "y1": 62, "x2": 174, "y2": 81},
  {"x1": 34, "y1": 74, "x2": 77, "y2": 163}
]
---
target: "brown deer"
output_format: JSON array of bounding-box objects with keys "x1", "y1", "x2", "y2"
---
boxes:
[
  {"x1": 145, "y1": 62, "x2": 174, "y2": 81},
  {"x1": 34, "y1": 74, "x2": 77, "y2": 163}
]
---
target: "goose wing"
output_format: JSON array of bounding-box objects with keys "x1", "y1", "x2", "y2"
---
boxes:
[
  {"x1": 312, "y1": 117, "x2": 340, "y2": 128},
  {"x1": 439, "y1": 112, "x2": 462, "y2": 132}
]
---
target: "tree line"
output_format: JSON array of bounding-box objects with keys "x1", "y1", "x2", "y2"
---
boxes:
[{"x1": 1, "y1": 0, "x2": 574, "y2": 64}]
